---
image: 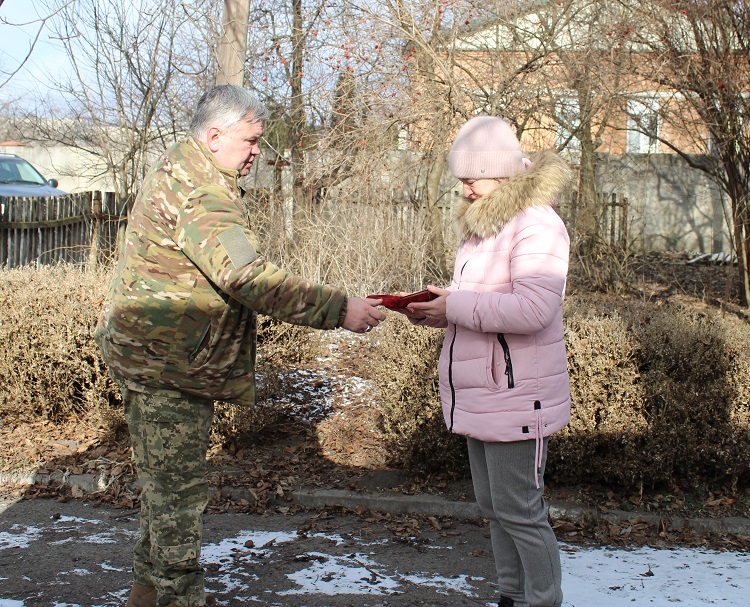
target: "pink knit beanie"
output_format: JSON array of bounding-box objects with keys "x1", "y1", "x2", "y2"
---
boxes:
[{"x1": 448, "y1": 116, "x2": 527, "y2": 179}]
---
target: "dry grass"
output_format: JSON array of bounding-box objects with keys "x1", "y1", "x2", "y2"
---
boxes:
[
  {"x1": 0, "y1": 264, "x2": 122, "y2": 433},
  {"x1": 245, "y1": 193, "x2": 450, "y2": 294}
]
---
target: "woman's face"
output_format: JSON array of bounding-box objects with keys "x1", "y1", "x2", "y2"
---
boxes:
[{"x1": 460, "y1": 177, "x2": 508, "y2": 201}]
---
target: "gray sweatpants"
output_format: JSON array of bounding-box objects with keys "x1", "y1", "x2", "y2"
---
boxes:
[{"x1": 467, "y1": 437, "x2": 563, "y2": 607}]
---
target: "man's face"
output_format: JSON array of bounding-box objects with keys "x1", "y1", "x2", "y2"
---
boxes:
[{"x1": 209, "y1": 116, "x2": 264, "y2": 176}]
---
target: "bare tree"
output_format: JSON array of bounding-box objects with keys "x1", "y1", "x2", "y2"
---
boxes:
[
  {"x1": 521, "y1": 1, "x2": 631, "y2": 252},
  {"x1": 337, "y1": 1, "x2": 551, "y2": 278},
  {"x1": 246, "y1": 0, "x2": 337, "y2": 214},
  {"x1": 361, "y1": 0, "x2": 471, "y2": 278},
  {"x1": 216, "y1": 0, "x2": 250, "y2": 86},
  {"x1": 621, "y1": 0, "x2": 750, "y2": 305},
  {"x1": 257, "y1": 1, "x2": 577, "y2": 277},
  {"x1": 0, "y1": 1, "x2": 60, "y2": 91},
  {"x1": 11, "y1": 0, "x2": 216, "y2": 209},
  {"x1": 245, "y1": 2, "x2": 422, "y2": 215}
]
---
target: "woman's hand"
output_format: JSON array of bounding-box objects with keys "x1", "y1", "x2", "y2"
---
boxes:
[
  {"x1": 392, "y1": 291, "x2": 424, "y2": 320},
  {"x1": 406, "y1": 285, "x2": 450, "y2": 323}
]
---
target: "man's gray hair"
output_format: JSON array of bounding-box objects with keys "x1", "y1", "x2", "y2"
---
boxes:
[{"x1": 189, "y1": 85, "x2": 269, "y2": 138}]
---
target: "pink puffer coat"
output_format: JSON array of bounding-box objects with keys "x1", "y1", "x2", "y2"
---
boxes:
[{"x1": 439, "y1": 150, "x2": 573, "y2": 463}]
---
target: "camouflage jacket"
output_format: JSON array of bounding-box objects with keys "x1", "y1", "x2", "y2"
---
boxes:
[{"x1": 94, "y1": 136, "x2": 346, "y2": 405}]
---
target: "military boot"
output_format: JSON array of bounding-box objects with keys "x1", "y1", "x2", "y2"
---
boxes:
[
  {"x1": 163, "y1": 598, "x2": 216, "y2": 607},
  {"x1": 162, "y1": 595, "x2": 216, "y2": 607},
  {"x1": 126, "y1": 583, "x2": 215, "y2": 607},
  {"x1": 126, "y1": 582, "x2": 157, "y2": 607}
]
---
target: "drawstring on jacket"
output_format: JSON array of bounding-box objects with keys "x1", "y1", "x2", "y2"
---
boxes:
[{"x1": 534, "y1": 401, "x2": 543, "y2": 489}]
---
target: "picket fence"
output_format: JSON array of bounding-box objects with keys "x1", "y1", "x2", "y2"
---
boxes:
[{"x1": 0, "y1": 192, "x2": 125, "y2": 269}]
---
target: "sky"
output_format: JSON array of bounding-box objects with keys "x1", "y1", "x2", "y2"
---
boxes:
[{"x1": 0, "y1": 0, "x2": 72, "y2": 102}]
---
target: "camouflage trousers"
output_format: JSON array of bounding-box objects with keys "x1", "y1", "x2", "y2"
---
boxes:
[{"x1": 123, "y1": 385, "x2": 214, "y2": 607}]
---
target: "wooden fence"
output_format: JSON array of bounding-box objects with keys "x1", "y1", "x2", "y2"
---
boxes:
[
  {"x1": 0, "y1": 192, "x2": 125, "y2": 269},
  {"x1": 1, "y1": 189, "x2": 631, "y2": 270},
  {"x1": 601, "y1": 192, "x2": 629, "y2": 249}
]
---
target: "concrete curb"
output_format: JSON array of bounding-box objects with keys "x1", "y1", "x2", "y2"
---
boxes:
[
  {"x1": 290, "y1": 488, "x2": 750, "y2": 537},
  {"x1": 3, "y1": 471, "x2": 748, "y2": 537},
  {"x1": 291, "y1": 488, "x2": 483, "y2": 520},
  {"x1": 0, "y1": 470, "x2": 111, "y2": 494}
]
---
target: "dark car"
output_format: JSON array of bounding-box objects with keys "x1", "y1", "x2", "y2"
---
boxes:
[{"x1": 0, "y1": 153, "x2": 66, "y2": 197}]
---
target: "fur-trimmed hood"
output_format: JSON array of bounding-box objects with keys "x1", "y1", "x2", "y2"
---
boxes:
[{"x1": 454, "y1": 150, "x2": 573, "y2": 240}]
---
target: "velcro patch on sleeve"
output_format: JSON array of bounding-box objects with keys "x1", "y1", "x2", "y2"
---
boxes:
[{"x1": 217, "y1": 226, "x2": 258, "y2": 268}]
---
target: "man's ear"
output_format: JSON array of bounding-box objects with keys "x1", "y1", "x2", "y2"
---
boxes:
[{"x1": 206, "y1": 126, "x2": 222, "y2": 153}]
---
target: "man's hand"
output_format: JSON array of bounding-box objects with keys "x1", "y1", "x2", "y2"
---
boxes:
[{"x1": 341, "y1": 296, "x2": 387, "y2": 333}]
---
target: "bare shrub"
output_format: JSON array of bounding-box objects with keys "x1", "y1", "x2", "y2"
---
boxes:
[
  {"x1": 5, "y1": 259, "x2": 748, "y2": 493},
  {"x1": 210, "y1": 396, "x2": 286, "y2": 445},
  {"x1": 370, "y1": 314, "x2": 469, "y2": 477},
  {"x1": 628, "y1": 303, "x2": 750, "y2": 489},
  {"x1": 246, "y1": 193, "x2": 449, "y2": 295},
  {"x1": 552, "y1": 299, "x2": 648, "y2": 487},
  {"x1": 551, "y1": 297, "x2": 750, "y2": 490},
  {"x1": 371, "y1": 296, "x2": 750, "y2": 491},
  {"x1": 0, "y1": 264, "x2": 123, "y2": 434},
  {"x1": 568, "y1": 240, "x2": 632, "y2": 295},
  {"x1": 211, "y1": 318, "x2": 322, "y2": 443},
  {"x1": 0, "y1": 264, "x2": 326, "y2": 446}
]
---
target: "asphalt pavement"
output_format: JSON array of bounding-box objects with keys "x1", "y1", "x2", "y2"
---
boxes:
[{"x1": 1, "y1": 486, "x2": 749, "y2": 607}]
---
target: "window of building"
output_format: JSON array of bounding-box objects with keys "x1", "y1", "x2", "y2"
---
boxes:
[{"x1": 627, "y1": 99, "x2": 660, "y2": 154}]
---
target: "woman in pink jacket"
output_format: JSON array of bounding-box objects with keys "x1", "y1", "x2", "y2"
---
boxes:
[{"x1": 408, "y1": 115, "x2": 573, "y2": 607}]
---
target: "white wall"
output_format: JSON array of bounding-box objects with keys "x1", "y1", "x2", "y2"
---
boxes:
[
  {"x1": 595, "y1": 154, "x2": 730, "y2": 254},
  {"x1": 0, "y1": 144, "x2": 114, "y2": 194}
]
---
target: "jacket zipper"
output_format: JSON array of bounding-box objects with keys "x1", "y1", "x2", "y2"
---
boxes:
[
  {"x1": 448, "y1": 260, "x2": 469, "y2": 432},
  {"x1": 497, "y1": 333, "x2": 515, "y2": 389},
  {"x1": 448, "y1": 328, "x2": 459, "y2": 431}
]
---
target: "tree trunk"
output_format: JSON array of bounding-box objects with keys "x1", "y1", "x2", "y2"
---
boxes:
[
  {"x1": 575, "y1": 116, "x2": 600, "y2": 253},
  {"x1": 731, "y1": 193, "x2": 750, "y2": 307},
  {"x1": 425, "y1": 151, "x2": 447, "y2": 280},
  {"x1": 216, "y1": 0, "x2": 250, "y2": 86},
  {"x1": 289, "y1": 0, "x2": 309, "y2": 219}
]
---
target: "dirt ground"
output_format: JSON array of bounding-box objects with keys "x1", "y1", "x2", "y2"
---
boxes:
[{"x1": 0, "y1": 495, "x2": 501, "y2": 607}]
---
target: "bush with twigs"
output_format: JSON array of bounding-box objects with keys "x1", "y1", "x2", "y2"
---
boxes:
[
  {"x1": 2, "y1": 204, "x2": 749, "y2": 494},
  {"x1": 369, "y1": 297, "x2": 750, "y2": 492}
]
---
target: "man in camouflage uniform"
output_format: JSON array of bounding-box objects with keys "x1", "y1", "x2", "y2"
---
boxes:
[{"x1": 94, "y1": 85, "x2": 386, "y2": 607}]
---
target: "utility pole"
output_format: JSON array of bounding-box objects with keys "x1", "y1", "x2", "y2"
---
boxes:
[{"x1": 216, "y1": 0, "x2": 251, "y2": 86}]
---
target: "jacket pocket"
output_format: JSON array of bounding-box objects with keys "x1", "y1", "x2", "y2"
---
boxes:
[
  {"x1": 495, "y1": 333, "x2": 514, "y2": 389},
  {"x1": 188, "y1": 322, "x2": 212, "y2": 365}
]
